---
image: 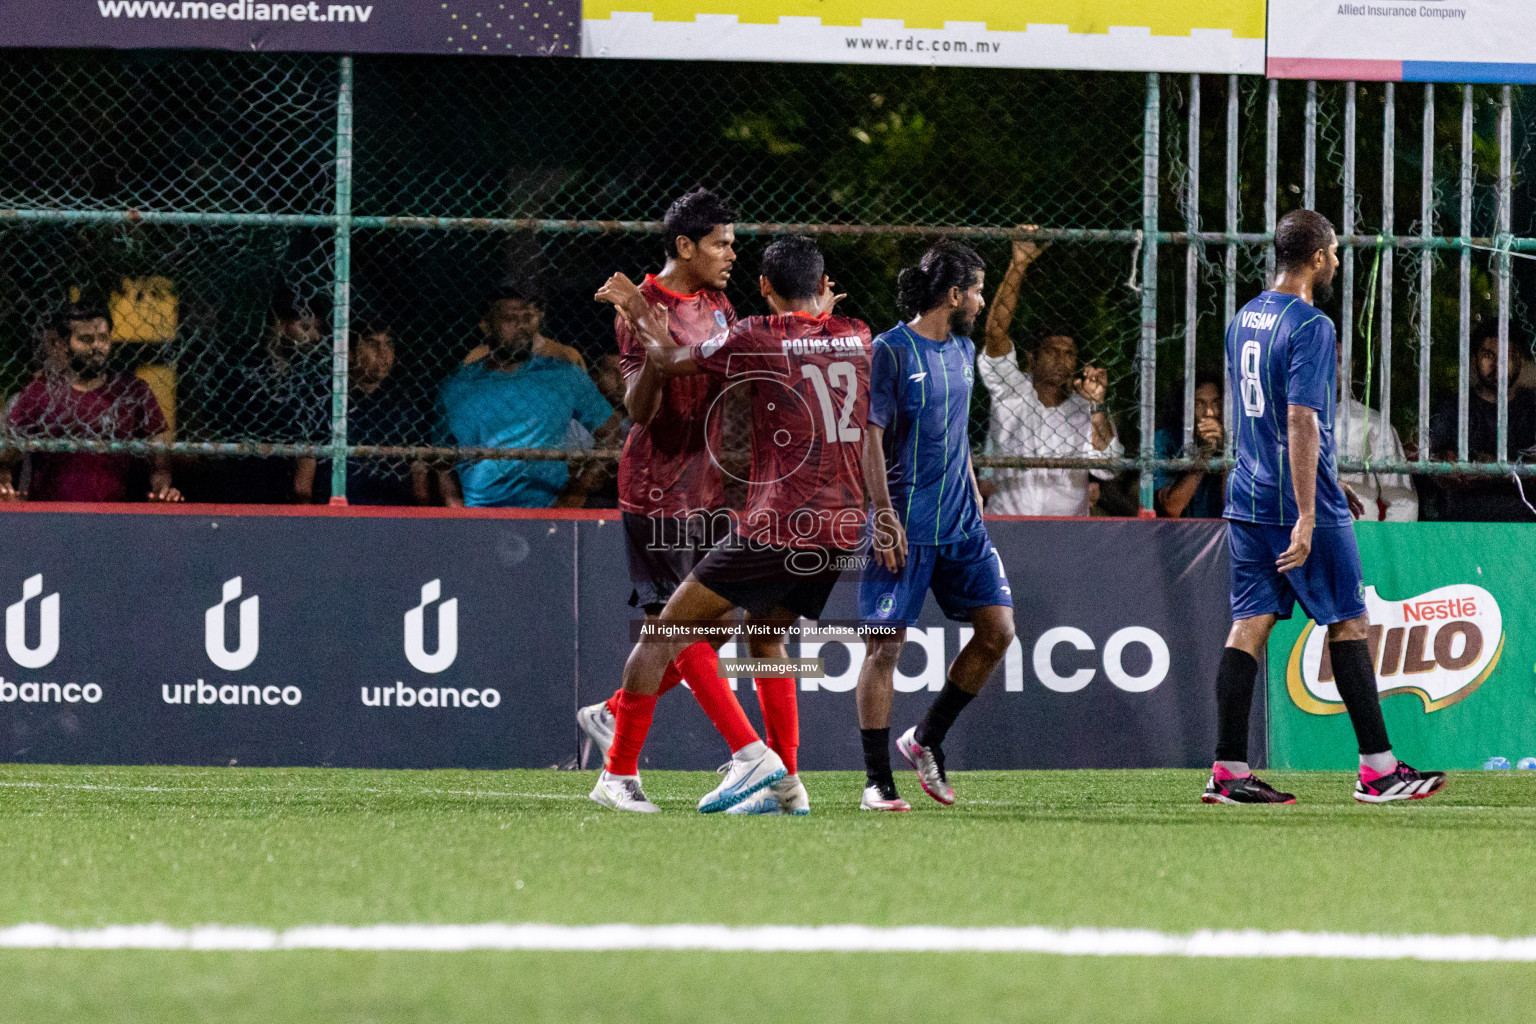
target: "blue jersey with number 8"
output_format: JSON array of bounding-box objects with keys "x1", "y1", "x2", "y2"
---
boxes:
[{"x1": 1223, "y1": 290, "x2": 1352, "y2": 529}]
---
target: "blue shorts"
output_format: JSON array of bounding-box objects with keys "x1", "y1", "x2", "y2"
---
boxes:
[
  {"x1": 1228, "y1": 520, "x2": 1367, "y2": 626},
  {"x1": 858, "y1": 530, "x2": 1013, "y2": 627}
]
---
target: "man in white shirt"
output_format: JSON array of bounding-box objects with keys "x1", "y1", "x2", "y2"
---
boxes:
[
  {"x1": 1336, "y1": 394, "x2": 1418, "y2": 522},
  {"x1": 978, "y1": 237, "x2": 1123, "y2": 516}
]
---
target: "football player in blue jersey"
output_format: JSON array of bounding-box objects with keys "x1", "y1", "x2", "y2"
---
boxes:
[
  {"x1": 854, "y1": 242, "x2": 1016, "y2": 811},
  {"x1": 1204, "y1": 209, "x2": 1445, "y2": 805}
]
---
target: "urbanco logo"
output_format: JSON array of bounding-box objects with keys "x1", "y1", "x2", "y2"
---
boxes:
[
  {"x1": 5, "y1": 574, "x2": 59, "y2": 670},
  {"x1": 1288, "y1": 584, "x2": 1503, "y2": 715},
  {"x1": 791, "y1": 624, "x2": 1170, "y2": 694},
  {"x1": 404, "y1": 580, "x2": 458, "y2": 674},
  {"x1": 205, "y1": 577, "x2": 259, "y2": 672}
]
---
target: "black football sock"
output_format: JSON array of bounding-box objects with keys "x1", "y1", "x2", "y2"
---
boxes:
[
  {"x1": 860, "y1": 727, "x2": 892, "y2": 786},
  {"x1": 1328, "y1": 638, "x2": 1392, "y2": 756},
  {"x1": 913, "y1": 680, "x2": 976, "y2": 749},
  {"x1": 1213, "y1": 647, "x2": 1259, "y2": 764}
]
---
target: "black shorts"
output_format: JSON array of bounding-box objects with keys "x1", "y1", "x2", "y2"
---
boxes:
[
  {"x1": 690, "y1": 531, "x2": 855, "y2": 621},
  {"x1": 623, "y1": 512, "x2": 721, "y2": 614}
]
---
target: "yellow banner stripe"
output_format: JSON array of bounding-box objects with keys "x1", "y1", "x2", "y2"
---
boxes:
[{"x1": 583, "y1": 0, "x2": 1264, "y2": 35}]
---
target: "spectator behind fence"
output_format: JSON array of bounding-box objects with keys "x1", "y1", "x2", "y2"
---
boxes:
[
  {"x1": 1, "y1": 302, "x2": 181, "y2": 503},
  {"x1": 1336, "y1": 339, "x2": 1418, "y2": 522},
  {"x1": 211, "y1": 293, "x2": 329, "y2": 503},
  {"x1": 979, "y1": 235, "x2": 1123, "y2": 516},
  {"x1": 435, "y1": 284, "x2": 618, "y2": 508},
  {"x1": 1154, "y1": 379, "x2": 1226, "y2": 519},
  {"x1": 299, "y1": 322, "x2": 430, "y2": 505},
  {"x1": 464, "y1": 283, "x2": 587, "y2": 369},
  {"x1": 1427, "y1": 321, "x2": 1536, "y2": 521}
]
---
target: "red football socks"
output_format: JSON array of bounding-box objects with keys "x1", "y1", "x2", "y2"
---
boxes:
[
  {"x1": 755, "y1": 676, "x2": 799, "y2": 775},
  {"x1": 675, "y1": 642, "x2": 760, "y2": 753},
  {"x1": 605, "y1": 690, "x2": 658, "y2": 776},
  {"x1": 605, "y1": 660, "x2": 684, "y2": 717}
]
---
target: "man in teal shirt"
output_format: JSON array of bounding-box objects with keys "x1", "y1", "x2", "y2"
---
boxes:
[{"x1": 436, "y1": 286, "x2": 617, "y2": 507}]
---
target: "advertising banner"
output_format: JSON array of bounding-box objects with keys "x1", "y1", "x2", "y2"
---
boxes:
[
  {"x1": 0, "y1": 509, "x2": 1238, "y2": 771},
  {"x1": 0, "y1": 510, "x2": 577, "y2": 769},
  {"x1": 578, "y1": 517, "x2": 1247, "y2": 772},
  {"x1": 1268, "y1": 522, "x2": 1536, "y2": 770},
  {"x1": 0, "y1": 0, "x2": 578, "y2": 56},
  {"x1": 583, "y1": 0, "x2": 1264, "y2": 73},
  {"x1": 1267, "y1": 0, "x2": 1536, "y2": 82}
]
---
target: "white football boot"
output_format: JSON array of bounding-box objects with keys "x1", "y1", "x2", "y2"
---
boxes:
[
  {"x1": 576, "y1": 702, "x2": 616, "y2": 764},
  {"x1": 698, "y1": 742, "x2": 786, "y2": 814},
  {"x1": 859, "y1": 779, "x2": 912, "y2": 812},
  {"x1": 588, "y1": 771, "x2": 660, "y2": 813}
]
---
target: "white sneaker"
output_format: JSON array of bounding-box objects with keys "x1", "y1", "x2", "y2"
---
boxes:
[
  {"x1": 725, "y1": 773, "x2": 811, "y2": 816},
  {"x1": 577, "y1": 702, "x2": 616, "y2": 763},
  {"x1": 860, "y1": 780, "x2": 912, "y2": 812},
  {"x1": 588, "y1": 770, "x2": 660, "y2": 813},
  {"x1": 698, "y1": 743, "x2": 786, "y2": 814}
]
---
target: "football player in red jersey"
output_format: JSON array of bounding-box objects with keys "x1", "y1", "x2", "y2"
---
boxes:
[
  {"x1": 591, "y1": 235, "x2": 872, "y2": 814},
  {"x1": 579, "y1": 193, "x2": 814, "y2": 812}
]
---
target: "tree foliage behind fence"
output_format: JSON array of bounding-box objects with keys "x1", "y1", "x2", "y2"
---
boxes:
[{"x1": 0, "y1": 53, "x2": 1531, "y2": 508}]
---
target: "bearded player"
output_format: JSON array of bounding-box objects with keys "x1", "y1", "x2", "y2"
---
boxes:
[
  {"x1": 1203, "y1": 208, "x2": 1445, "y2": 805},
  {"x1": 575, "y1": 189, "x2": 801, "y2": 800},
  {"x1": 590, "y1": 235, "x2": 871, "y2": 814},
  {"x1": 855, "y1": 242, "x2": 1015, "y2": 811}
]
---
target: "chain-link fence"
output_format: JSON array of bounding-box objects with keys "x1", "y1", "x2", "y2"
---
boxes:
[{"x1": 1, "y1": 54, "x2": 1533, "y2": 518}]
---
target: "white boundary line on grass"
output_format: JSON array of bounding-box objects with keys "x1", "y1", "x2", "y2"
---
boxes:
[{"x1": 4, "y1": 923, "x2": 1536, "y2": 961}]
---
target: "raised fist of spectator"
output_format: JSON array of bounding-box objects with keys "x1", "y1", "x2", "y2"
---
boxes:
[
  {"x1": 1010, "y1": 225, "x2": 1049, "y2": 268},
  {"x1": 1075, "y1": 364, "x2": 1108, "y2": 407}
]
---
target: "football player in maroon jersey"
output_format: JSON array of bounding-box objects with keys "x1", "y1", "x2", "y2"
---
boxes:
[
  {"x1": 576, "y1": 189, "x2": 778, "y2": 781},
  {"x1": 591, "y1": 235, "x2": 872, "y2": 815}
]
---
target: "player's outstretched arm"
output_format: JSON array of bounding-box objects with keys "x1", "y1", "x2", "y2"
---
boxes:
[
  {"x1": 1278, "y1": 404, "x2": 1320, "y2": 572},
  {"x1": 629, "y1": 307, "x2": 697, "y2": 376},
  {"x1": 596, "y1": 272, "x2": 699, "y2": 379},
  {"x1": 596, "y1": 273, "x2": 669, "y2": 425}
]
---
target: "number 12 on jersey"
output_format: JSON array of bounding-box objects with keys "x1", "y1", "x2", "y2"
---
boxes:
[{"x1": 802, "y1": 361, "x2": 862, "y2": 442}]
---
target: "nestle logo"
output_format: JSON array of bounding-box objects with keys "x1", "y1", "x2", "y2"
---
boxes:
[
  {"x1": 1289, "y1": 583, "x2": 1504, "y2": 715},
  {"x1": 1403, "y1": 597, "x2": 1476, "y2": 623}
]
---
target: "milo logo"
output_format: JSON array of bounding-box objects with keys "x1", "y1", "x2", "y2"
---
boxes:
[{"x1": 1287, "y1": 584, "x2": 1504, "y2": 715}]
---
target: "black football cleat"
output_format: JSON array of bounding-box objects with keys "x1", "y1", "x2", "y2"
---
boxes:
[
  {"x1": 1354, "y1": 761, "x2": 1447, "y2": 804},
  {"x1": 1201, "y1": 773, "x2": 1296, "y2": 805}
]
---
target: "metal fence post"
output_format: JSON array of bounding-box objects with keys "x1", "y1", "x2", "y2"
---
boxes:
[
  {"x1": 1459, "y1": 85, "x2": 1473, "y2": 462},
  {"x1": 1498, "y1": 84, "x2": 1512, "y2": 464},
  {"x1": 1419, "y1": 83, "x2": 1434, "y2": 459},
  {"x1": 330, "y1": 55, "x2": 355, "y2": 504},
  {"x1": 1183, "y1": 73, "x2": 1200, "y2": 456},
  {"x1": 1380, "y1": 82, "x2": 1395, "y2": 443},
  {"x1": 1265, "y1": 79, "x2": 1278, "y2": 284},
  {"x1": 1341, "y1": 83, "x2": 1357, "y2": 429},
  {"x1": 1304, "y1": 80, "x2": 1317, "y2": 210},
  {"x1": 1140, "y1": 72, "x2": 1160, "y2": 514},
  {"x1": 1224, "y1": 74, "x2": 1238, "y2": 459}
]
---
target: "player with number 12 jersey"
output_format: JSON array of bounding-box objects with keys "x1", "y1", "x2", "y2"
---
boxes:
[{"x1": 589, "y1": 235, "x2": 873, "y2": 817}]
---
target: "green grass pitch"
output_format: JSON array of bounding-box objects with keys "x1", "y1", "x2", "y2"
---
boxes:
[{"x1": 2, "y1": 764, "x2": 1535, "y2": 1022}]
